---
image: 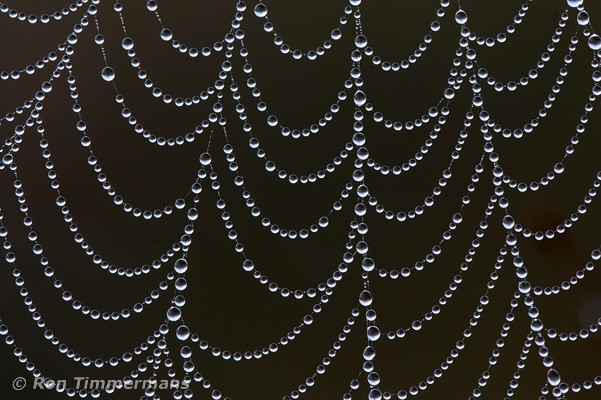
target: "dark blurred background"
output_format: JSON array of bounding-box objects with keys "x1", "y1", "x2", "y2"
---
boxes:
[{"x1": 1, "y1": 0, "x2": 601, "y2": 399}]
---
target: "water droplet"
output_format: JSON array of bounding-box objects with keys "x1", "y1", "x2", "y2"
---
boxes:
[
  {"x1": 121, "y1": 37, "x2": 134, "y2": 50},
  {"x1": 362, "y1": 345, "x2": 375, "y2": 360},
  {"x1": 356, "y1": 241, "x2": 368, "y2": 254},
  {"x1": 366, "y1": 326, "x2": 380, "y2": 341},
  {"x1": 530, "y1": 318, "x2": 543, "y2": 332},
  {"x1": 174, "y1": 258, "x2": 188, "y2": 273},
  {"x1": 502, "y1": 215, "x2": 515, "y2": 229},
  {"x1": 199, "y1": 152, "x2": 212, "y2": 166},
  {"x1": 355, "y1": 34, "x2": 367, "y2": 48},
  {"x1": 455, "y1": 9, "x2": 468, "y2": 24},
  {"x1": 160, "y1": 28, "x2": 173, "y2": 41},
  {"x1": 367, "y1": 372, "x2": 380, "y2": 386},
  {"x1": 567, "y1": 0, "x2": 583, "y2": 7},
  {"x1": 354, "y1": 90, "x2": 366, "y2": 106},
  {"x1": 589, "y1": 34, "x2": 601, "y2": 50},
  {"x1": 176, "y1": 324, "x2": 190, "y2": 341},
  {"x1": 101, "y1": 67, "x2": 115, "y2": 82},
  {"x1": 254, "y1": 3, "x2": 268, "y2": 17},
  {"x1": 146, "y1": 1, "x2": 158, "y2": 11},
  {"x1": 368, "y1": 389, "x2": 382, "y2": 400},
  {"x1": 180, "y1": 346, "x2": 192, "y2": 358},
  {"x1": 577, "y1": 11, "x2": 590, "y2": 25},
  {"x1": 359, "y1": 290, "x2": 373, "y2": 306},
  {"x1": 547, "y1": 368, "x2": 561, "y2": 386},
  {"x1": 167, "y1": 306, "x2": 182, "y2": 322}
]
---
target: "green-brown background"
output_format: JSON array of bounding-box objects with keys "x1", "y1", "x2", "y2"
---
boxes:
[{"x1": 1, "y1": 0, "x2": 601, "y2": 399}]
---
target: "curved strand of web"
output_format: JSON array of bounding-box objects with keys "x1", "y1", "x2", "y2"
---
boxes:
[
  {"x1": 531, "y1": 245, "x2": 601, "y2": 297},
  {"x1": 184, "y1": 307, "x2": 357, "y2": 365},
  {"x1": 469, "y1": 330, "x2": 531, "y2": 399},
  {"x1": 252, "y1": 0, "x2": 351, "y2": 61},
  {"x1": 234, "y1": 46, "x2": 352, "y2": 139},
  {"x1": 0, "y1": 0, "x2": 90, "y2": 24},
  {"x1": 66, "y1": 65, "x2": 201, "y2": 218},
  {"x1": 18, "y1": 108, "x2": 194, "y2": 276},
  {"x1": 507, "y1": 240, "x2": 601, "y2": 344},
  {"x1": 13, "y1": 113, "x2": 191, "y2": 277},
  {"x1": 380, "y1": 222, "x2": 501, "y2": 340},
  {"x1": 147, "y1": 0, "x2": 238, "y2": 60},
  {"x1": 473, "y1": 20, "x2": 573, "y2": 92},
  {"x1": 363, "y1": 138, "x2": 479, "y2": 220},
  {"x1": 3, "y1": 172, "x2": 177, "y2": 321},
  {"x1": 483, "y1": 65, "x2": 598, "y2": 193},
  {"x1": 506, "y1": 171, "x2": 600, "y2": 241},
  {"x1": 476, "y1": 76, "x2": 572, "y2": 139},
  {"x1": 0, "y1": 45, "x2": 63, "y2": 82},
  {"x1": 183, "y1": 308, "x2": 358, "y2": 396},
  {"x1": 218, "y1": 126, "x2": 353, "y2": 238},
  {"x1": 365, "y1": 105, "x2": 465, "y2": 178},
  {"x1": 0, "y1": 4, "x2": 97, "y2": 81},
  {"x1": 459, "y1": 0, "x2": 538, "y2": 47},
  {"x1": 376, "y1": 279, "x2": 517, "y2": 397},
  {"x1": 1, "y1": 104, "x2": 191, "y2": 277},
  {"x1": 0, "y1": 50, "x2": 70, "y2": 128},
  {"x1": 0, "y1": 292, "x2": 161, "y2": 367},
  {"x1": 11, "y1": 143, "x2": 188, "y2": 276},
  {"x1": 372, "y1": 190, "x2": 493, "y2": 282},
  {"x1": 225, "y1": 107, "x2": 355, "y2": 184},
  {"x1": 204, "y1": 160, "x2": 356, "y2": 298},
  {"x1": 356, "y1": 1, "x2": 449, "y2": 72},
  {"x1": 475, "y1": 34, "x2": 580, "y2": 137},
  {"x1": 0, "y1": 326, "x2": 157, "y2": 390},
  {"x1": 364, "y1": 70, "x2": 463, "y2": 131},
  {"x1": 93, "y1": 13, "x2": 222, "y2": 108}
]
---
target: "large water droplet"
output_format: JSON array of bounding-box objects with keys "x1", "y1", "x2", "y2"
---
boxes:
[
  {"x1": 167, "y1": 306, "x2": 182, "y2": 322},
  {"x1": 567, "y1": 0, "x2": 583, "y2": 7},
  {"x1": 366, "y1": 326, "x2": 380, "y2": 341},
  {"x1": 589, "y1": 34, "x2": 601, "y2": 50},
  {"x1": 577, "y1": 11, "x2": 590, "y2": 25},
  {"x1": 174, "y1": 258, "x2": 188, "y2": 274},
  {"x1": 121, "y1": 37, "x2": 134, "y2": 50},
  {"x1": 367, "y1": 372, "x2": 380, "y2": 386},
  {"x1": 359, "y1": 290, "x2": 373, "y2": 306},
  {"x1": 354, "y1": 90, "x2": 366, "y2": 106},
  {"x1": 455, "y1": 9, "x2": 468, "y2": 24},
  {"x1": 254, "y1": 3, "x2": 268, "y2": 17},
  {"x1": 530, "y1": 318, "x2": 543, "y2": 332},
  {"x1": 160, "y1": 28, "x2": 173, "y2": 41},
  {"x1": 176, "y1": 324, "x2": 190, "y2": 341},
  {"x1": 363, "y1": 345, "x2": 375, "y2": 360},
  {"x1": 146, "y1": 1, "x2": 158, "y2": 11},
  {"x1": 199, "y1": 152, "x2": 212, "y2": 166},
  {"x1": 101, "y1": 67, "x2": 115, "y2": 82},
  {"x1": 355, "y1": 34, "x2": 367, "y2": 48},
  {"x1": 368, "y1": 389, "x2": 382, "y2": 400},
  {"x1": 547, "y1": 368, "x2": 561, "y2": 386},
  {"x1": 502, "y1": 215, "x2": 515, "y2": 229}
]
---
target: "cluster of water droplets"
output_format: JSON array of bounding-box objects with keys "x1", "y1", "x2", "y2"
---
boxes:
[{"x1": 1, "y1": 0, "x2": 601, "y2": 399}]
